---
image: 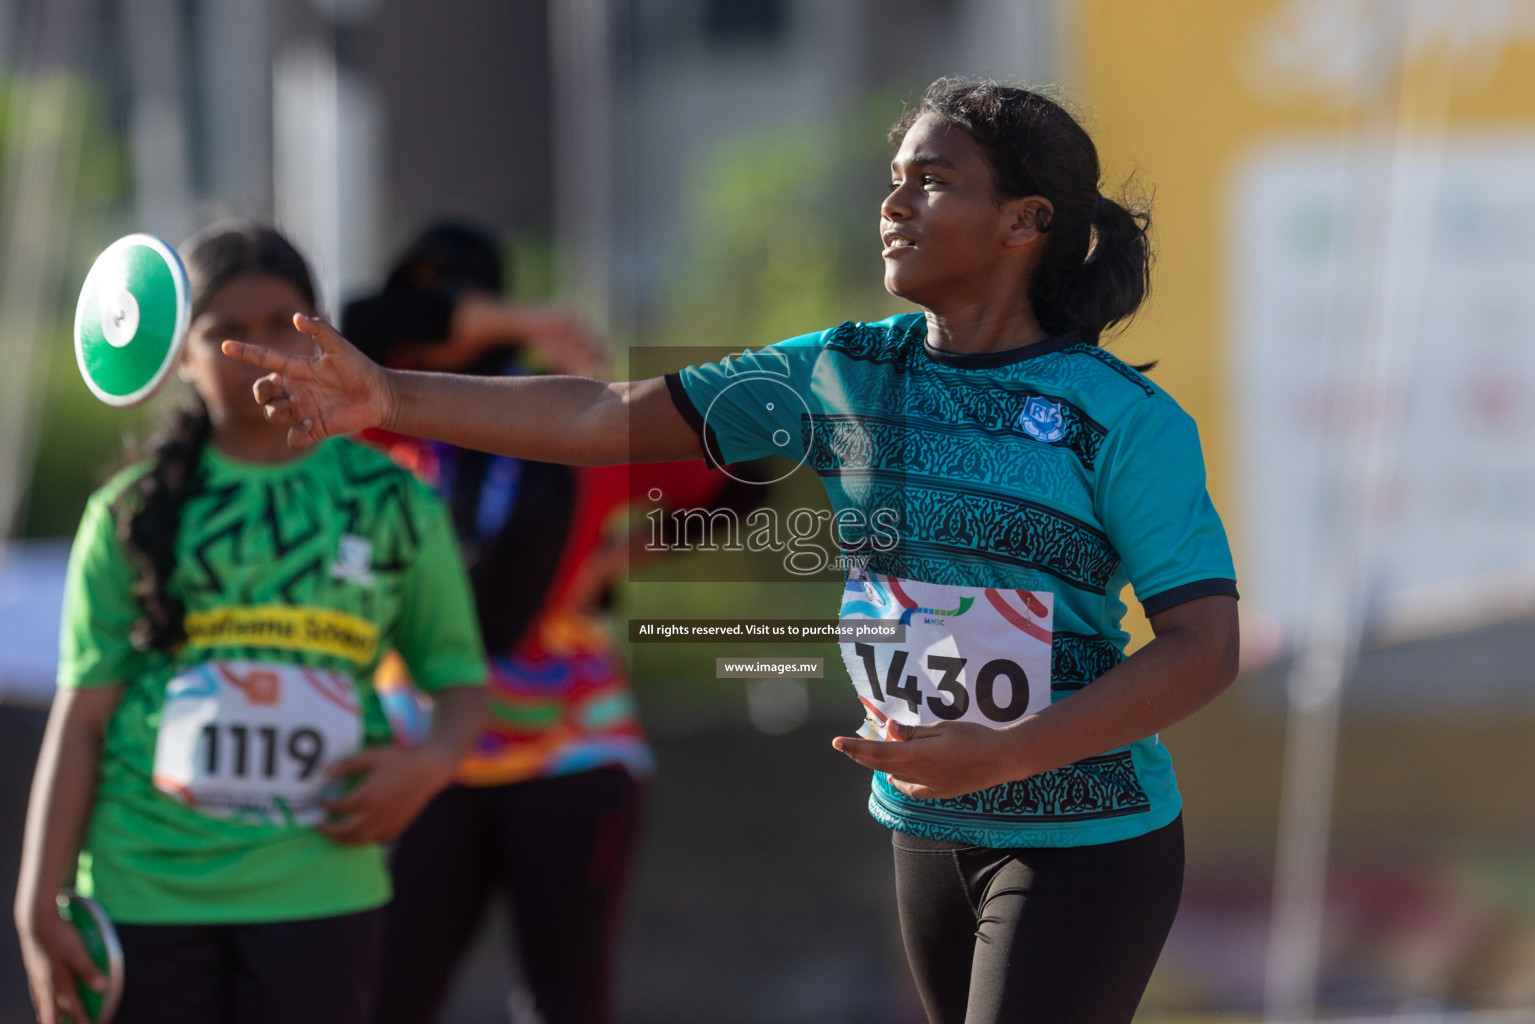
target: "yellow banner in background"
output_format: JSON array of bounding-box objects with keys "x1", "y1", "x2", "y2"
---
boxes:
[
  {"x1": 184, "y1": 606, "x2": 380, "y2": 665},
  {"x1": 1072, "y1": 0, "x2": 1535, "y2": 646},
  {"x1": 1075, "y1": 0, "x2": 1535, "y2": 500}
]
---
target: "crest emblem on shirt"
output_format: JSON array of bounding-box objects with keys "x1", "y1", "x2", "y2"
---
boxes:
[
  {"x1": 1017, "y1": 397, "x2": 1066, "y2": 443},
  {"x1": 329, "y1": 533, "x2": 375, "y2": 588}
]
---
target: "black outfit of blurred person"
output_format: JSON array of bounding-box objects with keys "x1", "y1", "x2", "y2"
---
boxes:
[
  {"x1": 351, "y1": 222, "x2": 770, "y2": 1024},
  {"x1": 349, "y1": 222, "x2": 641, "y2": 1024}
]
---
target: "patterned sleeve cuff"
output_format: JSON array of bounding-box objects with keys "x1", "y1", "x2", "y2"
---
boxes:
[{"x1": 664, "y1": 372, "x2": 725, "y2": 469}]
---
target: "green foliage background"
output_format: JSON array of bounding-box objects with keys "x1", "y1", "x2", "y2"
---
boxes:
[
  {"x1": 15, "y1": 88, "x2": 914, "y2": 725},
  {"x1": 12, "y1": 73, "x2": 140, "y2": 539},
  {"x1": 622, "y1": 94, "x2": 917, "y2": 724}
]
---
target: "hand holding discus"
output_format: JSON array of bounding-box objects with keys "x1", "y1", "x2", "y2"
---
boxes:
[
  {"x1": 222, "y1": 315, "x2": 394, "y2": 448},
  {"x1": 58, "y1": 890, "x2": 122, "y2": 1024}
]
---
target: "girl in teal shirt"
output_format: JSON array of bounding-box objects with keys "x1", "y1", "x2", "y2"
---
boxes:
[{"x1": 226, "y1": 80, "x2": 1240, "y2": 1024}]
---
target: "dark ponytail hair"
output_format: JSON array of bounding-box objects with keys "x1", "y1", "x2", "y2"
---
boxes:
[
  {"x1": 891, "y1": 78, "x2": 1152, "y2": 345},
  {"x1": 116, "y1": 224, "x2": 317, "y2": 651}
]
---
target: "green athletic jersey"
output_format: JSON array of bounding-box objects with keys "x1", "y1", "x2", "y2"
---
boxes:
[{"x1": 60, "y1": 438, "x2": 486, "y2": 924}]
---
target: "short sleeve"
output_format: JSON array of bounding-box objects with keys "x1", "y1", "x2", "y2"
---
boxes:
[
  {"x1": 58, "y1": 491, "x2": 143, "y2": 688},
  {"x1": 1093, "y1": 397, "x2": 1238, "y2": 616},
  {"x1": 666, "y1": 331, "x2": 826, "y2": 468},
  {"x1": 390, "y1": 493, "x2": 488, "y2": 691}
]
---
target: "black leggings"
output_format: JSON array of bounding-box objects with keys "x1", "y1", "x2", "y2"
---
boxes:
[
  {"x1": 113, "y1": 908, "x2": 385, "y2": 1024},
  {"x1": 372, "y1": 766, "x2": 645, "y2": 1024},
  {"x1": 893, "y1": 815, "x2": 1184, "y2": 1024}
]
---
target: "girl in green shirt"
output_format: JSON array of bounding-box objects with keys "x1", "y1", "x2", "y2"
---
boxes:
[{"x1": 14, "y1": 225, "x2": 488, "y2": 1024}]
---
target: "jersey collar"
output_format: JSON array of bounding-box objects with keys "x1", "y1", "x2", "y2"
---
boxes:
[{"x1": 919, "y1": 328, "x2": 1082, "y2": 369}]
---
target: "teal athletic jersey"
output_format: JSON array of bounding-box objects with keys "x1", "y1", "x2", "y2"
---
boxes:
[{"x1": 668, "y1": 313, "x2": 1237, "y2": 848}]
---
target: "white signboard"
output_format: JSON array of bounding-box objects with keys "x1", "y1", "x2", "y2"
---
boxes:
[{"x1": 1231, "y1": 137, "x2": 1535, "y2": 642}]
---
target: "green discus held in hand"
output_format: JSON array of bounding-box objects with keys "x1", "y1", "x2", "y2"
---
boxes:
[
  {"x1": 74, "y1": 233, "x2": 191, "y2": 407},
  {"x1": 57, "y1": 888, "x2": 123, "y2": 1024}
]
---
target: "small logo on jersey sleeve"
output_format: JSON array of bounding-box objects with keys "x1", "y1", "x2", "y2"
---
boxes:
[
  {"x1": 329, "y1": 533, "x2": 376, "y2": 588},
  {"x1": 1017, "y1": 397, "x2": 1066, "y2": 443}
]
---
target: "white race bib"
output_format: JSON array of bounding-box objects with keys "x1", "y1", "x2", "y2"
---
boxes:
[
  {"x1": 840, "y1": 573, "x2": 1053, "y2": 737},
  {"x1": 152, "y1": 660, "x2": 363, "y2": 826}
]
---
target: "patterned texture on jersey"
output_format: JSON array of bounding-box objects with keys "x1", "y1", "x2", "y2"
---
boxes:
[
  {"x1": 59, "y1": 439, "x2": 485, "y2": 923},
  {"x1": 674, "y1": 312, "x2": 1237, "y2": 848}
]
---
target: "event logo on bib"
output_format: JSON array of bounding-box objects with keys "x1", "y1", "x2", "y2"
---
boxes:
[
  {"x1": 1017, "y1": 396, "x2": 1066, "y2": 443},
  {"x1": 898, "y1": 595, "x2": 975, "y2": 627}
]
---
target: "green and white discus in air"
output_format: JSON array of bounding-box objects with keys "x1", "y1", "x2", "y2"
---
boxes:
[
  {"x1": 58, "y1": 888, "x2": 124, "y2": 1024},
  {"x1": 74, "y1": 233, "x2": 191, "y2": 407}
]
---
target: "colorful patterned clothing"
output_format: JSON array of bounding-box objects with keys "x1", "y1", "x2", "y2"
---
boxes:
[{"x1": 369, "y1": 433, "x2": 726, "y2": 787}]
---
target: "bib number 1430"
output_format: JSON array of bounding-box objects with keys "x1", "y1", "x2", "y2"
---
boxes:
[
  {"x1": 852, "y1": 644, "x2": 1033, "y2": 722},
  {"x1": 839, "y1": 574, "x2": 1054, "y2": 732}
]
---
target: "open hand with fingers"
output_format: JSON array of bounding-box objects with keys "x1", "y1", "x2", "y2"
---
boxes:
[
  {"x1": 832, "y1": 720, "x2": 1028, "y2": 800},
  {"x1": 222, "y1": 314, "x2": 394, "y2": 449}
]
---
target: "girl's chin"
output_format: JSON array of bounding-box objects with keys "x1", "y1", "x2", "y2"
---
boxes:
[
  {"x1": 883, "y1": 272, "x2": 936, "y2": 308},
  {"x1": 882, "y1": 269, "x2": 923, "y2": 302}
]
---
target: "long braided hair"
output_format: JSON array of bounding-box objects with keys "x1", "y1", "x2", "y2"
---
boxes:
[{"x1": 114, "y1": 224, "x2": 317, "y2": 651}]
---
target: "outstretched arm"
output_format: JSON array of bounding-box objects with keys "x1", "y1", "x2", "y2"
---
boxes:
[{"x1": 222, "y1": 314, "x2": 702, "y2": 464}]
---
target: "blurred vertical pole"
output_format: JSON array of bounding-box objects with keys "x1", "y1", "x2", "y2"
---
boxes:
[
  {"x1": 123, "y1": 0, "x2": 193, "y2": 241},
  {"x1": 549, "y1": 0, "x2": 615, "y2": 332},
  {"x1": 0, "y1": 0, "x2": 15, "y2": 67},
  {"x1": 954, "y1": 0, "x2": 1056, "y2": 83},
  {"x1": 326, "y1": 16, "x2": 382, "y2": 310},
  {"x1": 274, "y1": 40, "x2": 342, "y2": 312},
  {"x1": 274, "y1": 0, "x2": 381, "y2": 315},
  {"x1": 0, "y1": 0, "x2": 94, "y2": 555},
  {"x1": 199, "y1": 0, "x2": 274, "y2": 218},
  {"x1": 1264, "y1": 600, "x2": 1353, "y2": 1021},
  {"x1": 1262, "y1": 4, "x2": 1453, "y2": 1018}
]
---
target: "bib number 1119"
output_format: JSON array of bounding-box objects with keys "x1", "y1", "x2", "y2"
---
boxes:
[
  {"x1": 198, "y1": 723, "x2": 326, "y2": 781},
  {"x1": 154, "y1": 660, "x2": 362, "y2": 826}
]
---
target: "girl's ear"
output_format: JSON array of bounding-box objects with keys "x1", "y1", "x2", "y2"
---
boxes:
[{"x1": 1004, "y1": 196, "x2": 1054, "y2": 248}]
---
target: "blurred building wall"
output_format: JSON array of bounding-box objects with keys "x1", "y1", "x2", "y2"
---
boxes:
[
  {"x1": 1075, "y1": 0, "x2": 1535, "y2": 622},
  {"x1": 618, "y1": 0, "x2": 1058, "y2": 327},
  {"x1": 1073, "y1": 0, "x2": 1535, "y2": 833}
]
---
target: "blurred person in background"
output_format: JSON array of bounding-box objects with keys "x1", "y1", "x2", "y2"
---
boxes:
[
  {"x1": 12, "y1": 224, "x2": 488, "y2": 1024},
  {"x1": 228, "y1": 78, "x2": 1241, "y2": 1024},
  {"x1": 345, "y1": 222, "x2": 743, "y2": 1024}
]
